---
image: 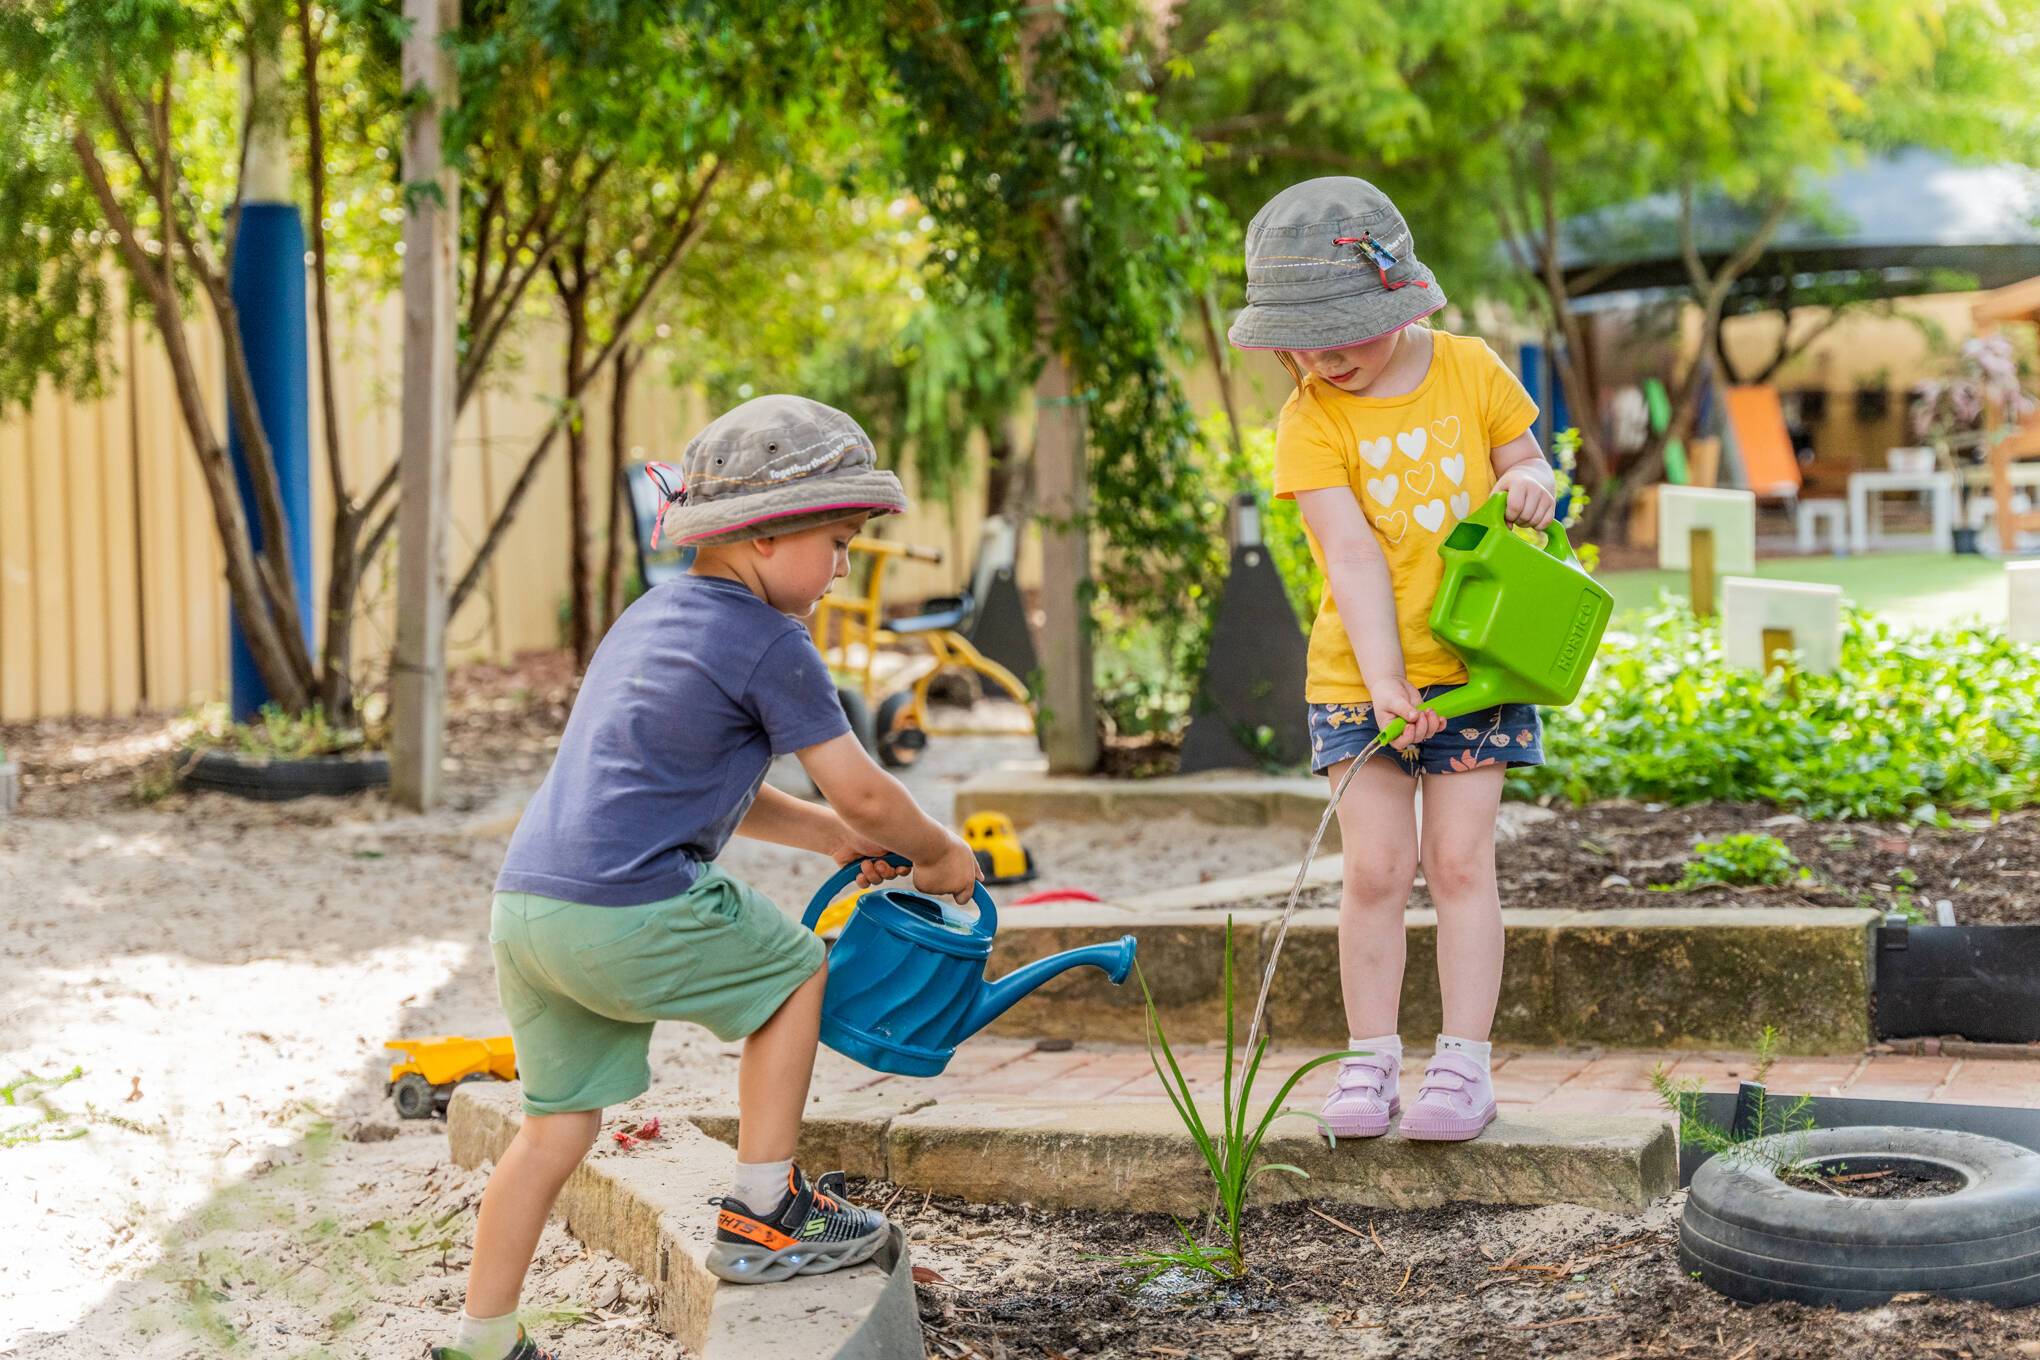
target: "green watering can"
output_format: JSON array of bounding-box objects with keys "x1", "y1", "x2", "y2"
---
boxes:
[{"x1": 1377, "y1": 491, "x2": 1614, "y2": 746}]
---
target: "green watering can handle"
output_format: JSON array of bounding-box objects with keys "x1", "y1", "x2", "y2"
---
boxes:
[{"x1": 1374, "y1": 491, "x2": 1577, "y2": 747}]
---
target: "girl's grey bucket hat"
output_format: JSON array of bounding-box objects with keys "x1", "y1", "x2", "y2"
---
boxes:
[
  {"x1": 1228, "y1": 176, "x2": 1446, "y2": 352},
  {"x1": 655, "y1": 394, "x2": 906, "y2": 547}
]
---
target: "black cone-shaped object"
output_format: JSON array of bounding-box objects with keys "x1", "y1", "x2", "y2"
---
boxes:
[{"x1": 1179, "y1": 494, "x2": 1311, "y2": 773}]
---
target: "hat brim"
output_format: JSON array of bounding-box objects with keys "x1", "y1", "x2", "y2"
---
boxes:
[
  {"x1": 663, "y1": 467, "x2": 907, "y2": 547},
  {"x1": 1228, "y1": 264, "x2": 1447, "y2": 352}
]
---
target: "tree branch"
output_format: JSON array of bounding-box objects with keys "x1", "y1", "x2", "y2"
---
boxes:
[
  {"x1": 448, "y1": 158, "x2": 727, "y2": 617},
  {"x1": 72, "y1": 128, "x2": 311, "y2": 710}
]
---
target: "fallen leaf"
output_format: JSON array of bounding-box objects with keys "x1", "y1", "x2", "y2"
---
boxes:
[
  {"x1": 126, "y1": 1076, "x2": 143, "y2": 1104},
  {"x1": 911, "y1": 1265, "x2": 948, "y2": 1285}
]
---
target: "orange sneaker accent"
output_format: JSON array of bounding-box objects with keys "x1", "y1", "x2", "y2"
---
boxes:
[{"x1": 718, "y1": 1210, "x2": 798, "y2": 1250}]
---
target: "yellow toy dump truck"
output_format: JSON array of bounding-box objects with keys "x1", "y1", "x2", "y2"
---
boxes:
[
  {"x1": 963, "y1": 811, "x2": 1035, "y2": 885},
  {"x1": 385, "y1": 1035, "x2": 517, "y2": 1119}
]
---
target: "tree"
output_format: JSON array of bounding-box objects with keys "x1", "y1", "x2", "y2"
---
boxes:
[
  {"x1": 1162, "y1": 0, "x2": 2040, "y2": 532},
  {"x1": 1, "y1": 0, "x2": 406, "y2": 719},
  {"x1": 883, "y1": 0, "x2": 1225, "y2": 770}
]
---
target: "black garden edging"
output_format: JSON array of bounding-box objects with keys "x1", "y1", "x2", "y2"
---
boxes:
[
  {"x1": 1875, "y1": 923, "x2": 2040, "y2": 1044},
  {"x1": 176, "y1": 747, "x2": 390, "y2": 801}
]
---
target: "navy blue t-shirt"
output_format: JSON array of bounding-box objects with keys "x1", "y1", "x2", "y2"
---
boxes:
[{"x1": 496, "y1": 574, "x2": 850, "y2": 906}]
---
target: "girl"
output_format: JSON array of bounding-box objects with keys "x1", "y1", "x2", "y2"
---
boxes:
[{"x1": 1230, "y1": 177, "x2": 1557, "y2": 1142}]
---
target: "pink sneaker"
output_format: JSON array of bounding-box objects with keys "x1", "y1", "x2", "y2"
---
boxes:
[
  {"x1": 1320, "y1": 1051, "x2": 1400, "y2": 1139},
  {"x1": 1397, "y1": 1051, "x2": 1497, "y2": 1141}
]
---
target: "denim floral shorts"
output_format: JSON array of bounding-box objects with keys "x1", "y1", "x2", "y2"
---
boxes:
[{"x1": 1307, "y1": 683, "x2": 1543, "y2": 776}]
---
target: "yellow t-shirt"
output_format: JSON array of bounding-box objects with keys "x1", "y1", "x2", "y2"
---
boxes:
[{"x1": 1273, "y1": 330, "x2": 1539, "y2": 704}]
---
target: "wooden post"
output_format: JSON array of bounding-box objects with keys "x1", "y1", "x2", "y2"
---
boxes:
[
  {"x1": 1689, "y1": 526, "x2": 1716, "y2": 618},
  {"x1": 390, "y1": 0, "x2": 458, "y2": 811},
  {"x1": 1761, "y1": 627, "x2": 1794, "y2": 676},
  {"x1": 1034, "y1": 354, "x2": 1100, "y2": 773}
]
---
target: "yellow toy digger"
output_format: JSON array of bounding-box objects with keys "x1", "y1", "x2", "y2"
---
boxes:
[{"x1": 385, "y1": 1035, "x2": 517, "y2": 1119}]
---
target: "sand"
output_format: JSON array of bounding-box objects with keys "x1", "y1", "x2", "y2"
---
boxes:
[{"x1": 0, "y1": 701, "x2": 1309, "y2": 1356}]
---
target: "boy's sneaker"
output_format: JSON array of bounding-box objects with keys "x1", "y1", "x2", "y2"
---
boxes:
[
  {"x1": 427, "y1": 1328, "x2": 554, "y2": 1360},
  {"x1": 1321, "y1": 1051, "x2": 1401, "y2": 1139},
  {"x1": 706, "y1": 1164, "x2": 889, "y2": 1284},
  {"x1": 1397, "y1": 1051, "x2": 1497, "y2": 1141}
]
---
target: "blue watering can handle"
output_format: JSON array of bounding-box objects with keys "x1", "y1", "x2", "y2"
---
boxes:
[{"x1": 800, "y1": 853, "x2": 999, "y2": 937}]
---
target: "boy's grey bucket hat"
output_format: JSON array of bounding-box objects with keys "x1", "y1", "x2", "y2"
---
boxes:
[
  {"x1": 1228, "y1": 176, "x2": 1446, "y2": 352},
  {"x1": 656, "y1": 394, "x2": 906, "y2": 547}
]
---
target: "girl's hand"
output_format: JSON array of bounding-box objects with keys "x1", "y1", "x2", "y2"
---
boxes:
[
  {"x1": 829, "y1": 823, "x2": 909, "y2": 888},
  {"x1": 1494, "y1": 464, "x2": 1557, "y2": 530},
  {"x1": 1371, "y1": 676, "x2": 1445, "y2": 751},
  {"x1": 915, "y1": 833, "x2": 984, "y2": 906}
]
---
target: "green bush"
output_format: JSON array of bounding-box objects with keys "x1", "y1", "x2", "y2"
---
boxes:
[
  {"x1": 1522, "y1": 605, "x2": 2040, "y2": 820},
  {"x1": 183, "y1": 703, "x2": 373, "y2": 759},
  {"x1": 1656, "y1": 833, "x2": 1807, "y2": 891}
]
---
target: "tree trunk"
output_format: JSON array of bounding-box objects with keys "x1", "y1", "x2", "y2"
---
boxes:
[
  {"x1": 1022, "y1": 9, "x2": 1098, "y2": 774},
  {"x1": 601, "y1": 343, "x2": 640, "y2": 635},
  {"x1": 560, "y1": 279, "x2": 593, "y2": 671}
]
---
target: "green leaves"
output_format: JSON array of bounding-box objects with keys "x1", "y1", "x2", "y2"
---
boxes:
[
  {"x1": 1522, "y1": 605, "x2": 2040, "y2": 820},
  {"x1": 1658, "y1": 834, "x2": 1807, "y2": 892},
  {"x1": 1124, "y1": 916, "x2": 1359, "y2": 1282}
]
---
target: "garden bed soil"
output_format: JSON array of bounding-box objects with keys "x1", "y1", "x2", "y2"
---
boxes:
[
  {"x1": 897, "y1": 1186, "x2": 2036, "y2": 1359},
  {"x1": 1276, "y1": 802, "x2": 2040, "y2": 925},
  {"x1": 1789, "y1": 1161, "x2": 1963, "y2": 1201}
]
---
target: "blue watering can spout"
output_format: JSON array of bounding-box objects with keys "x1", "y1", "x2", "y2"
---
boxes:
[{"x1": 961, "y1": 936, "x2": 1138, "y2": 1040}]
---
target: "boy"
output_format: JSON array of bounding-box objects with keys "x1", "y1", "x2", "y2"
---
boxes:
[{"x1": 435, "y1": 395, "x2": 980, "y2": 1360}]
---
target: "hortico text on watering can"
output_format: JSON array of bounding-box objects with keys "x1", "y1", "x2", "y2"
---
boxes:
[
  {"x1": 800, "y1": 856, "x2": 1137, "y2": 1077},
  {"x1": 1378, "y1": 490, "x2": 1615, "y2": 746}
]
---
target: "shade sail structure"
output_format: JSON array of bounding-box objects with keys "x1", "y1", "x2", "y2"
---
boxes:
[{"x1": 1557, "y1": 149, "x2": 2040, "y2": 303}]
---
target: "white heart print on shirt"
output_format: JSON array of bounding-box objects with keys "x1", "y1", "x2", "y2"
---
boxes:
[
  {"x1": 1395, "y1": 428, "x2": 1428, "y2": 461},
  {"x1": 1440, "y1": 454, "x2": 1466, "y2": 486},
  {"x1": 1413, "y1": 499, "x2": 1447, "y2": 534},
  {"x1": 1359, "y1": 436, "x2": 1393, "y2": 470},
  {"x1": 1431, "y1": 415, "x2": 1461, "y2": 449},
  {"x1": 1365, "y1": 474, "x2": 1399, "y2": 506},
  {"x1": 1450, "y1": 491, "x2": 1471, "y2": 520}
]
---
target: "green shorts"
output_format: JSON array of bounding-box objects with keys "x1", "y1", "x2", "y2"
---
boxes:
[{"x1": 490, "y1": 864, "x2": 826, "y2": 1116}]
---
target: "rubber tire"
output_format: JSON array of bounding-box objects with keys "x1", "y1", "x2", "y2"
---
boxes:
[
  {"x1": 179, "y1": 748, "x2": 389, "y2": 802},
  {"x1": 875, "y1": 691, "x2": 925, "y2": 769},
  {"x1": 391, "y1": 1073, "x2": 437, "y2": 1120},
  {"x1": 1680, "y1": 1125, "x2": 2040, "y2": 1310}
]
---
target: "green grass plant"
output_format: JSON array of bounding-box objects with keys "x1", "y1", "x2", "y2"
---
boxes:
[{"x1": 1118, "y1": 917, "x2": 1356, "y2": 1283}]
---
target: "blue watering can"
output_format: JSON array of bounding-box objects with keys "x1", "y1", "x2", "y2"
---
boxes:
[{"x1": 800, "y1": 855, "x2": 1137, "y2": 1076}]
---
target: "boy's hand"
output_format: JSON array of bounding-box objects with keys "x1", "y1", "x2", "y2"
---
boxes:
[
  {"x1": 1370, "y1": 676, "x2": 1444, "y2": 751},
  {"x1": 1494, "y1": 464, "x2": 1557, "y2": 529},
  {"x1": 829, "y1": 824, "x2": 909, "y2": 888},
  {"x1": 914, "y1": 834, "x2": 982, "y2": 905}
]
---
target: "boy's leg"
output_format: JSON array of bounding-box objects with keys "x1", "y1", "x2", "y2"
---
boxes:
[
  {"x1": 1330, "y1": 756, "x2": 1420, "y2": 1038},
  {"x1": 1415, "y1": 764, "x2": 1507, "y2": 1040},
  {"x1": 735, "y1": 959, "x2": 826, "y2": 1165},
  {"x1": 465, "y1": 1109, "x2": 603, "y2": 1320}
]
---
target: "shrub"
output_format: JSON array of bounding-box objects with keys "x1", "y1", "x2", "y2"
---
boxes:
[
  {"x1": 1522, "y1": 606, "x2": 2040, "y2": 820},
  {"x1": 1657, "y1": 833, "x2": 1808, "y2": 891}
]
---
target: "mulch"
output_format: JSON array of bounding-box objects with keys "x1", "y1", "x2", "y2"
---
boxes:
[
  {"x1": 898, "y1": 1188, "x2": 2034, "y2": 1360},
  {"x1": 1282, "y1": 802, "x2": 2040, "y2": 926}
]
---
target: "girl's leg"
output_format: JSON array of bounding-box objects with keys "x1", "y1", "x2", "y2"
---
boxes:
[
  {"x1": 1330, "y1": 755, "x2": 1421, "y2": 1038},
  {"x1": 1416, "y1": 764, "x2": 1508, "y2": 1040},
  {"x1": 466, "y1": 1108, "x2": 604, "y2": 1319}
]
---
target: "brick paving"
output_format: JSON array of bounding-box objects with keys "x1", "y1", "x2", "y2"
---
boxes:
[{"x1": 847, "y1": 1040, "x2": 2040, "y2": 1120}]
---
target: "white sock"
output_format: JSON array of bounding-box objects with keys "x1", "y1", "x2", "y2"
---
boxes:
[
  {"x1": 730, "y1": 1158, "x2": 794, "y2": 1211},
  {"x1": 451, "y1": 1310, "x2": 521, "y2": 1360},
  {"x1": 1345, "y1": 1034, "x2": 1401, "y2": 1065},
  {"x1": 1437, "y1": 1034, "x2": 1492, "y2": 1071}
]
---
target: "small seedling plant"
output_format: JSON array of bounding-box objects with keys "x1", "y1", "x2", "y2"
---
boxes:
[
  {"x1": 1650, "y1": 1025, "x2": 1816, "y2": 1175},
  {"x1": 1654, "y1": 833, "x2": 1810, "y2": 892},
  {"x1": 1118, "y1": 916, "x2": 1356, "y2": 1283}
]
